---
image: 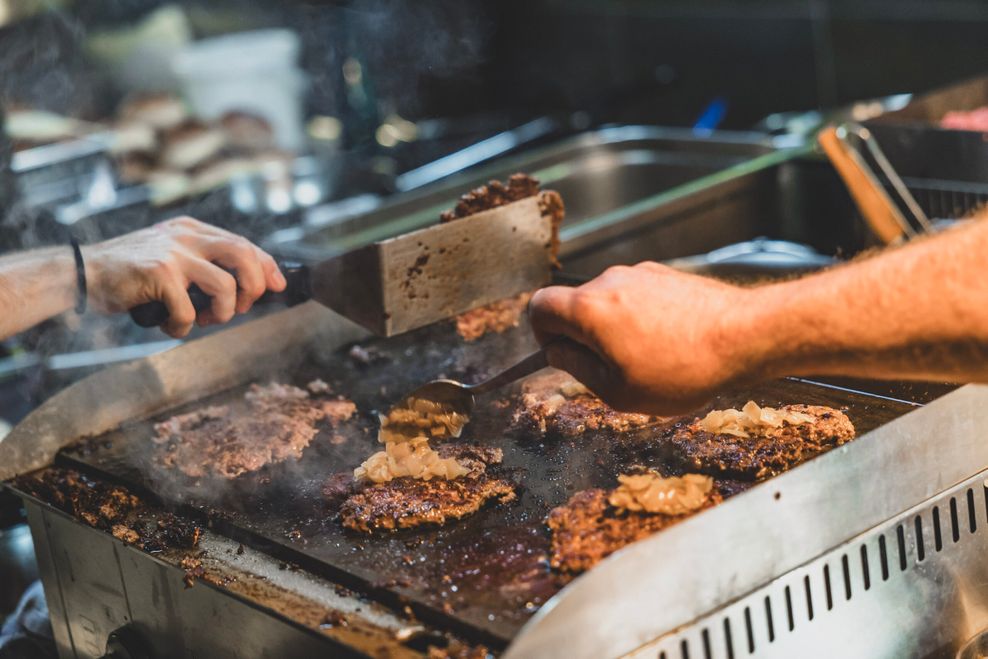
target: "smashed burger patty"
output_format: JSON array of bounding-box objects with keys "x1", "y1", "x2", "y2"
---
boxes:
[
  {"x1": 547, "y1": 473, "x2": 721, "y2": 574},
  {"x1": 512, "y1": 370, "x2": 670, "y2": 437},
  {"x1": 669, "y1": 402, "x2": 855, "y2": 481},
  {"x1": 340, "y1": 476, "x2": 516, "y2": 533},
  {"x1": 340, "y1": 444, "x2": 515, "y2": 533},
  {"x1": 441, "y1": 173, "x2": 565, "y2": 341},
  {"x1": 153, "y1": 381, "x2": 356, "y2": 479}
]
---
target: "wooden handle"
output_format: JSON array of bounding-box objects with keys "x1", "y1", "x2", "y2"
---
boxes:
[{"x1": 818, "y1": 126, "x2": 907, "y2": 244}]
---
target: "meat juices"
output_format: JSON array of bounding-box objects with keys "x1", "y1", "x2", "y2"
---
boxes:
[
  {"x1": 669, "y1": 403, "x2": 855, "y2": 481},
  {"x1": 547, "y1": 474, "x2": 722, "y2": 574},
  {"x1": 512, "y1": 370, "x2": 671, "y2": 437},
  {"x1": 152, "y1": 381, "x2": 356, "y2": 479},
  {"x1": 439, "y1": 173, "x2": 566, "y2": 341}
]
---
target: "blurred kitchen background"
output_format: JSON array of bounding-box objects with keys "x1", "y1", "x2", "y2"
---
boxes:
[{"x1": 1, "y1": 0, "x2": 988, "y2": 452}]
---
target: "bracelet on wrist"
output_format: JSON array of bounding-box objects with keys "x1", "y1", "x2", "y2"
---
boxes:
[{"x1": 69, "y1": 237, "x2": 87, "y2": 315}]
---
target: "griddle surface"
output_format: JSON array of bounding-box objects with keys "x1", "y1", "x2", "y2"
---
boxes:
[{"x1": 60, "y1": 319, "x2": 917, "y2": 648}]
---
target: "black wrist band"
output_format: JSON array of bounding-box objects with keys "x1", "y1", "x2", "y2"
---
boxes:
[{"x1": 69, "y1": 237, "x2": 87, "y2": 315}]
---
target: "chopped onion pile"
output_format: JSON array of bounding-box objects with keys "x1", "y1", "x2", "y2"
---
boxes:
[
  {"x1": 608, "y1": 472, "x2": 713, "y2": 515},
  {"x1": 698, "y1": 401, "x2": 815, "y2": 438},
  {"x1": 378, "y1": 397, "x2": 469, "y2": 444},
  {"x1": 354, "y1": 437, "x2": 469, "y2": 482},
  {"x1": 355, "y1": 396, "x2": 471, "y2": 483}
]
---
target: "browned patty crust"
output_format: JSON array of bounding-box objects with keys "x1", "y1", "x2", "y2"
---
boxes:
[
  {"x1": 511, "y1": 370, "x2": 671, "y2": 437},
  {"x1": 340, "y1": 477, "x2": 516, "y2": 533},
  {"x1": 547, "y1": 487, "x2": 722, "y2": 574},
  {"x1": 669, "y1": 404, "x2": 855, "y2": 481},
  {"x1": 339, "y1": 443, "x2": 512, "y2": 532}
]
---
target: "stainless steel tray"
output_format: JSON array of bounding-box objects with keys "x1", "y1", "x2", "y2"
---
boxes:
[{"x1": 263, "y1": 126, "x2": 794, "y2": 266}]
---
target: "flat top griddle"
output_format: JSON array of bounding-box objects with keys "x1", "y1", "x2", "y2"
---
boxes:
[{"x1": 57, "y1": 318, "x2": 917, "y2": 649}]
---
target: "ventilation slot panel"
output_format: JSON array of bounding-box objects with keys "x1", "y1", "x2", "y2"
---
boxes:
[
  {"x1": 626, "y1": 470, "x2": 988, "y2": 659},
  {"x1": 915, "y1": 515, "x2": 926, "y2": 562},
  {"x1": 933, "y1": 506, "x2": 944, "y2": 552}
]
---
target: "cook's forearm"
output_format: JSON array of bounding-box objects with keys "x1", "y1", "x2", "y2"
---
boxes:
[
  {"x1": 0, "y1": 247, "x2": 77, "y2": 339},
  {"x1": 742, "y1": 220, "x2": 988, "y2": 383}
]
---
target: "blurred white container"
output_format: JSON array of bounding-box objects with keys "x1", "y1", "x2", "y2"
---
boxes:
[{"x1": 172, "y1": 29, "x2": 307, "y2": 151}]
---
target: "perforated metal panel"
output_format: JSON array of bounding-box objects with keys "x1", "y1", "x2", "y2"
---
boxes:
[{"x1": 628, "y1": 471, "x2": 988, "y2": 659}]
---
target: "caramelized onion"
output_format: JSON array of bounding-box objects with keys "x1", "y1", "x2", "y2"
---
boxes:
[
  {"x1": 698, "y1": 401, "x2": 815, "y2": 438},
  {"x1": 608, "y1": 473, "x2": 713, "y2": 515},
  {"x1": 355, "y1": 397, "x2": 472, "y2": 483}
]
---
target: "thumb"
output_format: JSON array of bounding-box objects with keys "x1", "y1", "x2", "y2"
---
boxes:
[{"x1": 544, "y1": 338, "x2": 615, "y2": 402}]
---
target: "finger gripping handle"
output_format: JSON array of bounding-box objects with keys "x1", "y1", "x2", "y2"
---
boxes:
[
  {"x1": 127, "y1": 262, "x2": 309, "y2": 328},
  {"x1": 129, "y1": 286, "x2": 212, "y2": 327}
]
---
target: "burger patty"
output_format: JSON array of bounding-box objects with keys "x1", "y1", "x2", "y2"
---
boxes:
[
  {"x1": 337, "y1": 443, "x2": 511, "y2": 532},
  {"x1": 340, "y1": 476, "x2": 517, "y2": 533},
  {"x1": 512, "y1": 370, "x2": 668, "y2": 438},
  {"x1": 547, "y1": 487, "x2": 722, "y2": 574},
  {"x1": 153, "y1": 381, "x2": 356, "y2": 479},
  {"x1": 669, "y1": 404, "x2": 855, "y2": 481}
]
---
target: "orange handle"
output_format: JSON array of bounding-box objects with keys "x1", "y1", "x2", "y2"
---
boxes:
[{"x1": 818, "y1": 126, "x2": 906, "y2": 244}]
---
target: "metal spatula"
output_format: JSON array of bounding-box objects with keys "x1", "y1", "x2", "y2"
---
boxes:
[
  {"x1": 130, "y1": 195, "x2": 552, "y2": 337},
  {"x1": 390, "y1": 345, "x2": 552, "y2": 419}
]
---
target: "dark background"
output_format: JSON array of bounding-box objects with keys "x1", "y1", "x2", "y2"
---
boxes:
[{"x1": 4, "y1": 0, "x2": 988, "y2": 149}]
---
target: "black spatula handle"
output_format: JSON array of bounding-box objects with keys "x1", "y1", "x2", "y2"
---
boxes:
[{"x1": 128, "y1": 262, "x2": 310, "y2": 328}]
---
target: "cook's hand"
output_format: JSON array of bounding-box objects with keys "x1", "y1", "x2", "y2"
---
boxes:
[
  {"x1": 82, "y1": 217, "x2": 287, "y2": 338},
  {"x1": 530, "y1": 262, "x2": 754, "y2": 415}
]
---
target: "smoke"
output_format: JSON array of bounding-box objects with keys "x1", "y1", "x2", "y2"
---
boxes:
[{"x1": 298, "y1": 0, "x2": 496, "y2": 120}]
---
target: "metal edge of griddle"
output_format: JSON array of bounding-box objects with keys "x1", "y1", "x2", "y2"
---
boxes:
[
  {"x1": 15, "y1": 489, "x2": 429, "y2": 658},
  {"x1": 0, "y1": 302, "x2": 371, "y2": 482},
  {"x1": 630, "y1": 466, "x2": 988, "y2": 658},
  {"x1": 505, "y1": 383, "x2": 988, "y2": 659}
]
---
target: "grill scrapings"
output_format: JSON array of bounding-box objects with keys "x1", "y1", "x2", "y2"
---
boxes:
[
  {"x1": 455, "y1": 291, "x2": 532, "y2": 342},
  {"x1": 547, "y1": 486, "x2": 722, "y2": 574},
  {"x1": 152, "y1": 381, "x2": 356, "y2": 479},
  {"x1": 511, "y1": 370, "x2": 670, "y2": 437},
  {"x1": 14, "y1": 468, "x2": 201, "y2": 551},
  {"x1": 440, "y1": 173, "x2": 565, "y2": 341},
  {"x1": 669, "y1": 404, "x2": 855, "y2": 480}
]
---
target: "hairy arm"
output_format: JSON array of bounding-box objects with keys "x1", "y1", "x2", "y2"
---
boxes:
[
  {"x1": 529, "y1": 216, "x2": 988, "y2": 415},
  {"x1": 0, "y1": 217, "x2": 285, "y2": 342},
  {"x1": 747, "y1": 221, "x2": 988, "y2": 383},
  {"x1": 0, "y1": 247, "x2": 77, "y2": 339}
]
